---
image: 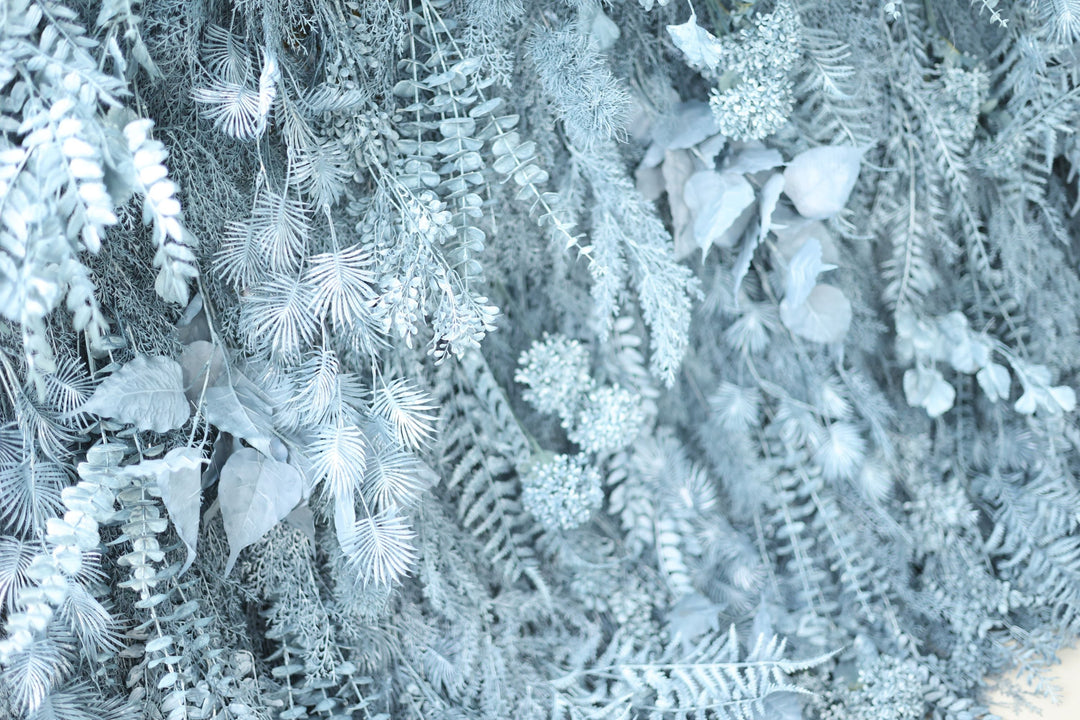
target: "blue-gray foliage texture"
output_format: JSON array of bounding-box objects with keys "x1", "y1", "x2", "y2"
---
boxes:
[{"x1": 3, "y1": 0, "x2": 1080, "y2": 718}]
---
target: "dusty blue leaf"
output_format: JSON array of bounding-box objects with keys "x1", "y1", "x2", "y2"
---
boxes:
[
  {"x1": 783, "y1": 145, "x2": 863, "y2": 219},
  {"x1": 780, "y1": 283, "x2": 852, "y2": 344},
  {"x1": 219, "y1": 448, "x2": 303, "y2": 575},
  {"x1": 122, "y1": 447, "x2": 205, "y2": 574},
  {"x1": 81, "y1": 355, "x2": 190, "y2": 432}
]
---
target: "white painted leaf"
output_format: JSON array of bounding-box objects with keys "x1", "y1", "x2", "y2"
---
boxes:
[
  {"x1": 734, "y1": 172, "x2": 786, "y2": 298},
  {"x1": 904, "y1": 366, "x2": 955, "y2": 418},
  {"x1": 667, "y1": 10, "x2": 723, "y2": 73},
  {"x1": 81, "y1": 355, "x2": 190, "y2": 432},
  {"x1": 219, "y1": 448, "x2": 303, "y2": 574},
  {"x1": 783, "y1": 236, "x2": 834, "y2": 308},
  {"x1": 123, "y1": 447, "x2": 205, "y2": 574},
  {"x1": 976, "y1": 363, "x2": 1010, "y2": 402},
  {"x1": 780, "y1": 283, "x2": 852, "y2": 344},
  {"x1": 773, "y1": 216, "x2": 839, "y2": 266},
  {"x1": 1051, "y1": 385, "x2": 1077, "y2": 413},
  {"x1": 588, "y1": 6, "x2": 620, "y2": 51},
  {"x1": 724, "y1": 146, "x2": 784, "y2": 175},
  {"x1": 255, "y1": 49, "x2": 278, "y2": 137},
  {"x1": 180, "y1": 341, "x2": 225, "y2": 404},
  {"x1": 284, "y1": 503, "x2": 317, "y2": 546},
  {"x1": 783, "y1": 145, "x2": 863, "y2": 220},
  {"x1": 662, "y1": 150, "x2": 696, "y2": 259},
  {"x1": 202, "y1": 373, "x2": 275, "y2": 458},
  {"x1": 1014, "y1": 388, "x2": 1038, "y2": 415},
  {"x1": 658, "y1": 102, "x2": 720, "y2": 150},
  {"x1": 757, "y1": 172, "x2": 785, "y2": 243},
  {"x1": 683, "y1": 170, "x2": 755, "y2": 255}
]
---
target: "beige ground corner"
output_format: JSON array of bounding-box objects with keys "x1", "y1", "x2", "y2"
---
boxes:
[{"x1": 987, "y1": 645, "x2": 1080, "y2": 719}]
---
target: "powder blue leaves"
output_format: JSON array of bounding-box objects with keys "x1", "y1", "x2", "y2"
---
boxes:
[
  {"x1": 779, "y1": 237, "x2": 852, "y2": 343},
  {"x1": 219, "y1": 448, "x2": 303, "y2": 575},
  {"x1": 782, "y1": 145, "x2": 864, "y2": 220},
  {"x1": 80, "y1": 356, "x2": 190, "y2": 433}
]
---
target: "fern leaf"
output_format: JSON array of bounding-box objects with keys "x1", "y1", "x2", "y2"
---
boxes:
[
  {"x1": 341, "y1": 508, "x2": 418, "y2": 586},
  {"x1": 191, "y1": 81, "x2": 262, "y2": 140},
  {"x1": 372, "y1": 378, "x2": 437, "y2": 451},
  {"x1": 0, "y1": 461, "x2": 66, "y2": 537},
  {"x1": 362, "y1": 438, "x2": 429, "y2": 510},
  {"x1": 241, "y1": 274, "x2": 317, "y2": 363},
  {"x1": 310, "y1": 421, "x2": 368, "y2": 502},
  {"x1": 305, "y1": 243, "x2": 378, "y2": 329}
]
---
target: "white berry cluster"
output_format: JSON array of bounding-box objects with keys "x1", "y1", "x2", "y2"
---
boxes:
[
  {"x1": 569, "y1": 386, "x2": 648, "y2": 454},
  {"x1": 515, "y1": 333, "x2": 593, "y2": 423},
  {"x1": 521, "y1": 454, "x2": 604, "y2": 531},
  {"x1": 709, "y1": 1, "x2": 801, "y2": 141},
  {"x1": 517, "y1": 334, "x2": 646, "y2": 453}
]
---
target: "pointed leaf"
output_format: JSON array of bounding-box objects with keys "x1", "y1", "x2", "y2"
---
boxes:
[
  {"x1": 683, "y1": 171, "x2": 755, "y2": 255},
  {"x1": 219, "y1": 448, "x2": 303, "y2": 574},
  {"x1": 976, "y1": 363, "x2": 1010, "y2": 402},
  {"x1": 780, "y1": 284, "x2": 852, "y2": 343},
  {"x1": 122, "y1": 447, "x2": 205, "y2": 574},
  {"x1": 733, "y1": 172, "x2": 785, "y2": 299},
  {"x1": 783, "y1": 236, "x2": 834, "y2": 308},
  {"x1": 783, "y1": 145, "x2": 863, "y2": 219},
  {"x1": 1050, "y1": 385, "x2": 1077, "y2": 413},
  {"x1": 180, "y1": 341, "x2": 226, "y2": 404},
  {"x1": 202, "y1": 373, "x2": 275, "y2": 457},
  {"x1": 81, "y1": 355, "x2": 190, "y2": 432}
]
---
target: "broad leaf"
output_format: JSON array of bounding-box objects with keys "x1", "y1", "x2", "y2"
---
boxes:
[
  {"x1": 219, "y1": 448, "x2": 302, "y2": 574},
  {"x1": 783, "y1": 145, "x2": 863, "y2": 220},
  {"x1": 667, "y1": 10, "x2": 724, "y2": 73},
  {"x1": 122, "y1": 447, "x2": 205, "y2": 574},
  {"x1": 683, "y1": 171, "x2": 755, "y2": 255},
  {"x1": 81, "y1": 355, "x2": 190, "y2": 432},
  {"x1": 180, "y1": 341, "x2": 226, "y2": 403},
  {"x1": 733, "y1": 173, "x2": 785, "y2": 299},
  {"x1": 783, "y1": 237, "x2": 834, "y2": 308},
  {"x1": 202, "y1": 373, "x2": 275, "y2": 458},
  {"x1": 780, "y1": 283, "x2": 852, "y2": 344}
]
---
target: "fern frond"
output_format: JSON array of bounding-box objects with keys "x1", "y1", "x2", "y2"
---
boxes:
[
  {"x1": 372, "y1": 378, "x2": 437, "y2": 451},
  {"x1": 191, "y1": 81, "x2": 262, "y2": 140},
  {"x1": 42, "y1": 356, "x2": 93, "y2": 418},
  {"x1": 310, "y1": 420, "x2": 368, "y2": 502},
  {"x1": 342, "y1": 509, "x2": 418, "y2": 587},
  {"x1": 0, "y1": 536, "x2": 33, "y2": 613},
  {"x1": 241, "y1": 274, "x2": 318, "y2": 363},
  {"x1": 0, "y1": 461, "x2": 65, "y2": 537},
  {"x1": 201, "y1": 24, "x2": 252, "y2": 85},
  {"x1": 248, "y1": 187, "x2": 309, "y2": 274},
  {"x1": 305, "y1": 242, "x2": 378, "y2": 329},
  {"x1": 562, "y1": 626, "x2": 832, "y2": 720},
  {"x1": 1035, "y1": 0, "x2": 1080, "y2": 44},
  {"x1": 291, "y1": 139, "x2": 349, "y2": 208},
  {"x1": 1, "y1": 634, "x2": 73, "y2": 714},
  {"x1": 216, "y1": 219, "x2": 265, "y2": 289},
  {"x1": 363, "y1": 438, "x2": 428, "y2": 510}
]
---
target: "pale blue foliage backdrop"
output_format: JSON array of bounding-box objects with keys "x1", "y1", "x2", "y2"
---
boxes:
[{"x1": 2, "y1": 0, "x2": 1080, "y2": 719}]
